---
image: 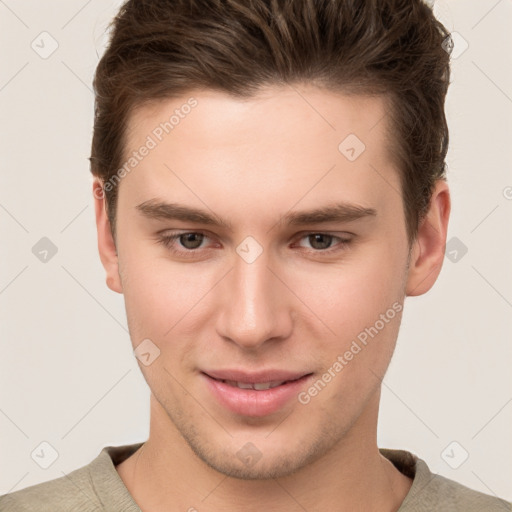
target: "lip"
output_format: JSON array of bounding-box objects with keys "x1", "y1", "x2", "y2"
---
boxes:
[
  {"x1": 201, "y1": 369, "x2": 314, "y2": 417},
  {"x1": 203, "y1": 368, "x2": 310, "y2": 383}
]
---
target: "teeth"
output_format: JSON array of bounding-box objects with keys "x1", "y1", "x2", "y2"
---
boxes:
[
  {"x1": 233, "y1": 381, "x2": 253, "y2": 389},
  {"x1": 223, "y1": 380, "x2": 287, "y2": 390}
]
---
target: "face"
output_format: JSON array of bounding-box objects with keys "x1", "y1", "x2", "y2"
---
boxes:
[{"x1": 95, "y1": 85, "x2": 433, "y2": 480}]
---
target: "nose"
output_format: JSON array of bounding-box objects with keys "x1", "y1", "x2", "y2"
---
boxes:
[{"x1": 216, "y1": 250, "x2": 294, "y2": 351}]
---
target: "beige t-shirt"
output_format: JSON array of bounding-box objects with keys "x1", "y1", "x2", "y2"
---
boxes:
[{"x1": 0, "y1": 443, "x2": 510, "y2": 511}]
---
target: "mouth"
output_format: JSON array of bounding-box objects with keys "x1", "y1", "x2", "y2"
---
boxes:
[
  {"x1": 201, "y1": 370, "x2": 314, "y2": 417},
  {"x1": 209, "y1": 375, "x2": 307, "y2": 390}
]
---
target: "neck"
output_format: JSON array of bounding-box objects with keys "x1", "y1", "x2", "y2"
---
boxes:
[{"x1": 116, "y1": 391, "x2": 412, "y2": 512}]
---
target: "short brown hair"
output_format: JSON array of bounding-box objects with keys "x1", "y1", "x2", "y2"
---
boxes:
[{"x1": 90, "y1": 0, "x2": 451, "y2": 246}]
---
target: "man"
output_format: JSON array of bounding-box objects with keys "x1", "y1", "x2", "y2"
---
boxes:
[{"x1": 1, "y1": 0, "x2": 510, "y2": 510}]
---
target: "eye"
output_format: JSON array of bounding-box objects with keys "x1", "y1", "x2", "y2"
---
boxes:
[
  {"x1": 294, "y1": 233, "x2": 352, "y2": 253},
  {"x1": 156, "y1": 231, "x2": 352, "y2": 257},
  {"x1": 158, "y1": 232, "x2": 209, "y2": 252}
]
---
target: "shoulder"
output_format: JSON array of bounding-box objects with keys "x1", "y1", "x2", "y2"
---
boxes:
[
  {"x1": 0, "y1": 464, "x2": 99, "y2": 512},
  {"x1": 380, "y1": 448, "x2": 511, "y2": 512},
  {"x1": 0, "y1": 443, "x2": 143, "y2": 512},
  {"x1": 418, "y1": 468, "x2": 511, "y2": 512}
]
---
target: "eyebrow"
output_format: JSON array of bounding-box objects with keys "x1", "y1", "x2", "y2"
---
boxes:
[{"x1": 135, "y1": 198, "x2": 377, "y2": 231}]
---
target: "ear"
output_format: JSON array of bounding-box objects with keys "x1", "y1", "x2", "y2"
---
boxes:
[
  {"x1": 92, "y1": 179, "x2": 123, "y2": 294},
  {"x1": 405, "y1": 180, "x2": 451, "y2": 296}
]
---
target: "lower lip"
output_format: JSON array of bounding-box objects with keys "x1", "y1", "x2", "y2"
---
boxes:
[{"x1": 202, "y1": 373, "x2": 313, "y2": 417}]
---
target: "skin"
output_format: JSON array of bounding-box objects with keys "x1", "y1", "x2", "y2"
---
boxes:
[{"x1": 93, "y1": 84, "x2": 450, "y2": 511}]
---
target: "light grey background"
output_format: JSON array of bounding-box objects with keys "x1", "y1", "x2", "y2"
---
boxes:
[{"x1": 1, "y1": 0, "x2": 511, "y2": 501}]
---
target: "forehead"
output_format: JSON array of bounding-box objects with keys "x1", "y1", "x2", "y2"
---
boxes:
[
  {"x1": 119, "y1": 85, "x2": 399, "y2": 224},
  {"x1": 126, "y1": 85, "x2": 391, "y2": 155}
]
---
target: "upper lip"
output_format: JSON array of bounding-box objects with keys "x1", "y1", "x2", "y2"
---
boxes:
[{"x1": 203, "y1": 369, "x2": 312, "y2": 383}]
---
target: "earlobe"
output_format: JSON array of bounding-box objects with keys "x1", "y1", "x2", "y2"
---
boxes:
[
  {"x1": 405, "y1": 180, "x2": 451, "y2": 297},
  {"x1": 92, "y1": 179, "x2": 123, "y2": 294}
]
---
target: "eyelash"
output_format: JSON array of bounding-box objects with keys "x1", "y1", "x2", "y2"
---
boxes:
[{"x1": 156, "y1": 231, "x2": 352, "y2": 258}]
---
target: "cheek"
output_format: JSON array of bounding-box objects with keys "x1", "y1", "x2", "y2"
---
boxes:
[
  {"x1": 119, "y1": 230, "x2": 407, "y2": 354},
  {"x1": 332, "y1": 249, "x2": 406, "y2": 382},
  {"x1": 288, "y1": 244, "x2": 406, "y2": 341},
  {"x1": 296, "y1": 263, "x2": 405, "y2": 409},
  {"x1": 119, "y1": 250, "x2": 218, "y2": 342}
]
